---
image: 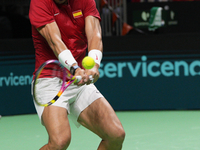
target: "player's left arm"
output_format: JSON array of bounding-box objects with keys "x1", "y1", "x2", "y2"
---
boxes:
[{"x1": 85, "y1": 15, "x2": 103, "y2": 83}]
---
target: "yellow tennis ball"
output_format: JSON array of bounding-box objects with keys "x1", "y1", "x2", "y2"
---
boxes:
[{"x1": 82, "y1": 56, "x2": 95, "y2": 69}]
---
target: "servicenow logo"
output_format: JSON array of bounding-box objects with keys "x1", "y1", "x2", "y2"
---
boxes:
[
  {"x1": 0, "y1": 72, "x2": 33, "y2": 87},
  {"x1": 99, "y1": 55, "x2": 200, "y2": 78}
]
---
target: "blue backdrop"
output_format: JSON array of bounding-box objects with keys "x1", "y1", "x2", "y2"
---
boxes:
[
  {"x1": 0, "y1": 53, "x2": 200, "y2": 116},
  {"x1": 1, "y1": 34, "x2": 200, "y2": 116}
]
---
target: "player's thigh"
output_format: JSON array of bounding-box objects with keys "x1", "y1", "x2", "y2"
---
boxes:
[
  {"x1": 42, "y1": 106, "x2": 71, "y2": 142},
  {"x1": 77, "y1": 97, "x2": 124, "y2": 139}
]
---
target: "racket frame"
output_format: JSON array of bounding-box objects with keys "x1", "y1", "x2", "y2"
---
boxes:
[{"x1": 33, "y1": 60, "x2": 77, "y2": 107}]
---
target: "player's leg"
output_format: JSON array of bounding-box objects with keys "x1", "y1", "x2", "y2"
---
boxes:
[
  {"x1": 40, "y1": 106, "x2": 71, "y2": 150},
  {"x1": 78, "y1": 97, "x2": 125, "y2": 150}
]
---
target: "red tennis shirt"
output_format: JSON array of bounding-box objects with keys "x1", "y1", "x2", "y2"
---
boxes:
[{"x1": 29, "y1": 0, "x2": 101, "y2": 75}]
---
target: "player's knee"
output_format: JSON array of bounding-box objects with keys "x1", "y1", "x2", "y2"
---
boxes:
[
  {"x1": 113, "y1": 126, "x2": 125, "y2": 143},
  {"x1": 107, "y1": 125, "x2": 125, "y2": 144},
  {"x1": 50, "y1": 135, "x2": 71, "y2": 149},
  {"x1": 56, "y1": 139, "x2": 71, "y2": 149}
]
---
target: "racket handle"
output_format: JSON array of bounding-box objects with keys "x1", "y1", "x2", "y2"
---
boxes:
[{"x1": 75, "y1": 76, "x2": 82, "y2": 82}]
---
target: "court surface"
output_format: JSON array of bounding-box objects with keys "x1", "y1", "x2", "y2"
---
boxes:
[{"x1": 0, "y1": 110, "x2": 200, "y2": 150}]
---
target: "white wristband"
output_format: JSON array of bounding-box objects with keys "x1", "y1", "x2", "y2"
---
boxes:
[
  {"x1": 58, "y1": 50, "x2": 77, "y2": 70},
  {"x1": 88, "y1": 49, "x2": 102, "y2": 66}
]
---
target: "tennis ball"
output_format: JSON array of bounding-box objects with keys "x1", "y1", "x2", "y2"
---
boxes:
[{"x1": 82, "y1": 56, "x2": 95, "y2": 69}]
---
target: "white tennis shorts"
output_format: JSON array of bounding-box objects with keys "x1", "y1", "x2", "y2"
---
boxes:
[{"x1": 31, "y1": 77, "x2": 104, "y2": 127}]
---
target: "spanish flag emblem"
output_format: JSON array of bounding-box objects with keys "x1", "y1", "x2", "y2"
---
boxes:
[{"x1": 72, "y1": 10, "x2": 83, "y2": 19}]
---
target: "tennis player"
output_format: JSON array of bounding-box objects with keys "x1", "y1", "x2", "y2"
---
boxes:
[{"x1": 29, "y1": 0, "x2": 125, "y2": 149}]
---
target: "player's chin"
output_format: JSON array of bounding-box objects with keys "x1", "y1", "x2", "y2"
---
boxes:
[{"x1": 54, "y1": 0, "x2": 67, "y2": 4}]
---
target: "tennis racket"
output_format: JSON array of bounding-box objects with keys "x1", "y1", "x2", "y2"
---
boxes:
[{"x1": 32, "y1": 60, "x2": 81, "y2": 107}]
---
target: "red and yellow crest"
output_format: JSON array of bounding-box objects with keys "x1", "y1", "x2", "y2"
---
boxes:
[{"x1": 72, "y1": 10, "x2": 83, "y2": 19}]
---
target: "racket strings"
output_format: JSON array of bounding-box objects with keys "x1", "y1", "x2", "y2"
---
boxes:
[
  {"x1": 33, "y1": 60, "x2": 76, "y2": 107},
  {"x1": 39, "y1": 64, "x2": 64, "y2": 79},
  {"x1": 34, "y1": 63, "x2": 65, "y2": 106}
]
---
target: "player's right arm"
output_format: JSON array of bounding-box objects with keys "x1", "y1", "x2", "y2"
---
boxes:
[
  {"x1": 29, "y1": 0, "x2": 66, "y2": 58},
  {"x1": 37, "y1": 22, "x2": 87, "y2": 85},
  {"x1": 29, "y1": 0, "x2": 87, "y2": 84},
  {"x1": 37, "y1": 21, "x2": 67, "y2": 57},
  {"x1": 29, "y1": 0, "x2": 78, "y2": 68}
]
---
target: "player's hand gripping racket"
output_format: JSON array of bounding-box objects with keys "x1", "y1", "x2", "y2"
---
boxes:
[{"x1": 33, "y1": 60, "x2": 81, "y2": 107}]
